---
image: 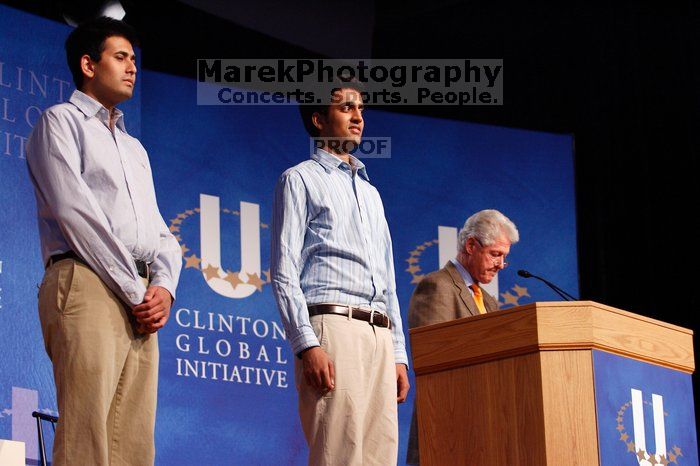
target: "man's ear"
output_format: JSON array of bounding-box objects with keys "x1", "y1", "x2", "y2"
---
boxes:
[
  {"x1": 311, "y1": 112, "x2": 324, "y2": 134},
  {"x1": 80, "y1": 54, "x2": 95, "y2": 80},
  {"x1": 464, "y1": 237, "x2": 477, "y2": 254}
]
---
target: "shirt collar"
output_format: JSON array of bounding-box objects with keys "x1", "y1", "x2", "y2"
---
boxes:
[
  {"x1": 69, "y1": 90, "x2": 126, "y2": 132},
  {"x1": 451, "y1": 258, "x2": 477, "y2": 288},
  {"x1": 311, "y1": 148, "x2": 370, "y2": 181}
]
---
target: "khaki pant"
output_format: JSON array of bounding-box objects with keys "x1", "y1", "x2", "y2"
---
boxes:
[
  {"x1": 295, "y1": 314, "x2": 398, "y2": 466},
  {"x1": 38, "y1": 259, "x2": 158, "y2": 466}
]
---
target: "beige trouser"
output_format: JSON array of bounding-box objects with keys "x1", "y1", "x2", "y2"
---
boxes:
[
  {"x1": 38, "y1": 259, "x2": 158, "y2": 466},
  {"x1": 295, "y1": 313, "x2": 398, "y2": 466}
]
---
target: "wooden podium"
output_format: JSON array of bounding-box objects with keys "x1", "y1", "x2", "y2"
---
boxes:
[{"x1": 409, "y1": 301, "x2": 695, "y2": 465}]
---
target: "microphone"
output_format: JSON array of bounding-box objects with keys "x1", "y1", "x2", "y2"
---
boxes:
[{"x1": 517, "y1": 269, "x2": 578, "y2": 301}]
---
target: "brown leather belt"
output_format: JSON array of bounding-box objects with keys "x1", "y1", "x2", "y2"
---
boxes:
[
  {"x1": 47, "y1": 250, "x2": 150, "y2": 279},
  {"x1": 308, "y1": 304, "x2": 392, "y2": 329}
]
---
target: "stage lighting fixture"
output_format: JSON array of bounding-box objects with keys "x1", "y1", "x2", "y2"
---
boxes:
[
  {"x1": 101, "y1": 0, "x2": 126, "y2": 20},
  {"x1": 61, "y1": 0, "x2": 126, "y2": 26}
]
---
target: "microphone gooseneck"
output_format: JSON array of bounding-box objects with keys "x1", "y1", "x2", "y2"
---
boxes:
[{"x1": 517, "y1": 269, "x2": 577, "y2": 301}]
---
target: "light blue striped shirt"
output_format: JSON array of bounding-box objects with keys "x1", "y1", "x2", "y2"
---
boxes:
[{"x1": 271, "y1": 149, "x2": 408, "y2": 365}]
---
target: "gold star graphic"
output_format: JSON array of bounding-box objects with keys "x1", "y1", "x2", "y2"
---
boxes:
[
  {"x1": 410, "y1": 250, "x2": 420, "y2": 257},
  {"x1": 223, "y1": 270, "x2": 243, "y2": 288},
  {"x1": 406, "y1": 265, "x2": 421, "y2": 274},
  {"x1": 423, "y1": 241, "x2": 432, "y2": 247},
  {"x1": 185, "y1": 209, "x2": 194, "y2": 215},
  {"x1": 619, "y1": 433, "x2": 628, "y2": 441},
  {"x1": 432, "y1": 239, "x2": 438, "y2": 244},
  {"x1": 184, "y1": 255, "x2": 201, "y2": 269},
  {"x1": 636, "y1": 448, "x2": 647, "y2": 461},
  {"x1": 261, "y1": 223, "x2": 269, "y2": 228},
  {"x1": 672, "y1": 446, "x2": 682, "y2": 456},
  {"x1": 194, "y1": 208, "x2": 200, "y2": 212},
  {"x1": 223, "y1": 208, "x2": 231, "y2": 213},
  {"x1": 406, "y1": 257, "x2": 419, "y2": 264},
  {"x1": 169, "y1": 225, "x2": 180, "y2": 233},
  {"x1": 232, "y1": 210, "x2": 240, "y2": 216},
  {"x1": 171, "y1": 218, "x2": 183, "y2": 225},
  {"x1": 202, "y1": 264, "x2": 220, "y2": 281},
  {"x1": 247, "y1": 272, "x2": 264, "y2": 291},
  {"x1": 262, "y1": 269, "x2": 271, "y2": 283},
  {"x1": 626, "y1": 441, "x2": 636, "y2": 453},
  {"x1": 410, "y1": 274, "x2": 425, "y2": 285},
  {"x1": 416, "y1": 245, "x2": 426, "y2": 251},
  {"x1": 500, "y1": 291, "x2": 519, "y2": 307},
  {"x1": 174, "y1": 235, "x2": 182, "y2": 242},
  {"x1": 635, "y1": 450, "x2": 650, "y2": 463},
  {"x1": 659, "y1": 454, "x2": 670, "y2": 465},
  {"x1": 616, "y1": 424, "x2": 624, "y2": 432},
  {"x1": 180, "y1": 244, "x2": 190, "y2": 255},
  {"x1": 177, "y1": 213, "x2": 187, "y2": 219},
  {"x1": 616, "y1": 416, "x2": 623, "y2": 423},
  {"x1": 512, "y1": 284, "x2": 530, "y2": 298},
  {"x1": 669, "y1": 452, "x2": 677, "y2": 464}
]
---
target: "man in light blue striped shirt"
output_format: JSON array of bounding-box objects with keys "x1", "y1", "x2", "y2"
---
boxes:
[{"x1": 271, "y1": 82, "x2": 409, "y2": 465}]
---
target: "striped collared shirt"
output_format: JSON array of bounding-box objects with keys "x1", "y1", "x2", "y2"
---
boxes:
[{"x1": 271, "y1": 149, "x2": 408, "y2": 365}]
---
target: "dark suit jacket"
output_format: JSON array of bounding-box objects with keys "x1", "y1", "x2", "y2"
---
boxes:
[{"x1": 406, "y1": 261, "x2": 499, "y2": 464}]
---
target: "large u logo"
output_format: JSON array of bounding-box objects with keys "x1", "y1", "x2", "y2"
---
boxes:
[
  {"x1": 630, "y1": 389, "x2": 667, "y2": 465},
  {"x1": 199, "y1": 194, "x2": 261, "y2": 299}
]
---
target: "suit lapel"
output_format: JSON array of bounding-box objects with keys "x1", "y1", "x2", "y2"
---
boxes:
[
  {"x1": 445, "y1": 261, "x2": 480, "y2": 317},
  {"x1": 482, "y1": 287, "x2": 499, "y2": 312}
]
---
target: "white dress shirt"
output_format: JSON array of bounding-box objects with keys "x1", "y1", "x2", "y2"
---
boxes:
[{"x1": 26, "y1": 90, "x2": 181, "y2": 306}]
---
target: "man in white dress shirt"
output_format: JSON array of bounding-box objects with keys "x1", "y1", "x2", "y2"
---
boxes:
[{"x1": 26, "y1": 17, "x2": 181, "y2": 466}]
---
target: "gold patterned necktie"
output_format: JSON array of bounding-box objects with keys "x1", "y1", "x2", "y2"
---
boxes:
[{"x1": 469, "y1": 284, "x2": 487, "y2": 314}]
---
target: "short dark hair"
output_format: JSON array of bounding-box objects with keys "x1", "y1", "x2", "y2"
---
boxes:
[
  {"x1": 299, "y1": 77, "x2": 366, "y2": 137},
  {"x1": 65, "y1": 16, "x2": 139, "y2": 89}
]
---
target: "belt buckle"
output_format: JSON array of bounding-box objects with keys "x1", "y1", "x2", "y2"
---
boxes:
[{"x1": 369, "y1": 309, "x2": 376, "y2": 325}]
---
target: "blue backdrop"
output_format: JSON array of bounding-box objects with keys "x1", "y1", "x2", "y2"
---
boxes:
[
  {"x1": 593, "y1": 350, "x2": 698, "y2": 465},
  {"x1": 1, "y1": 4, "x2": 578, "y2": 464}
]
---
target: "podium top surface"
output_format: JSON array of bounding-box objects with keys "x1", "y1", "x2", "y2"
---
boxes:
[{"x1": 409, "y1": 301, "x2": 695, "y2": 375}]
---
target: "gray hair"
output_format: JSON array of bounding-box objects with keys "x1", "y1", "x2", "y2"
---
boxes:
[{"x1": 457, "y1": 209, "x2": 519, "y2": 251}]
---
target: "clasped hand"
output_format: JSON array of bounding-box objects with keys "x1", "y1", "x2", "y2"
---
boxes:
[{"x1": 131, "y1": 286, "x2": 173, "y2": 334}]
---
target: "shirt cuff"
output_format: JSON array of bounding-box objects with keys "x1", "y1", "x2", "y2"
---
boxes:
[
  {"x1": 124, "y1": 281, "x2": 147, "y2": 307},
  {"x1": 289, "y1": 325, "x2": 320, "y2": 356},
  {"x1": 394, "y1": 348, "x2": 409, "y2": 368},
  {"x1": 149, "y1": 276, "x2": 177, "y2": 301}
]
